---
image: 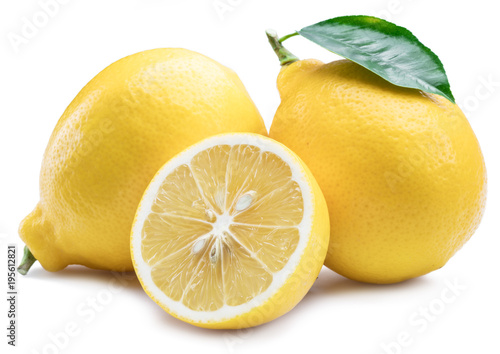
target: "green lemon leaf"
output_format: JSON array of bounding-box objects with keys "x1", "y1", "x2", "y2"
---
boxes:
[{"x1": 297, "y1": 15, "x2": 455, "y2": 103}]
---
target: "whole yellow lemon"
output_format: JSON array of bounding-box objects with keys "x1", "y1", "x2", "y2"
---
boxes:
[
  {"x1": 19, "y1": 48, "x2": 266, "y2": 274},
  {"x1": 270, "y1": 58, "x2": 487, "y2": 284}
]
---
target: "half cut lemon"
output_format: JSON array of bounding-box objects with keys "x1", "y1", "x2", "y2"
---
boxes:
[{"x1": 131, "y1": 133, "x2": 329, "y2": 329}]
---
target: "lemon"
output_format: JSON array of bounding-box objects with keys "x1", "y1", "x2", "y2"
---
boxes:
[
  {"x1": 18, "y1": 48, "x2": 267, "y2": 274},
  {"x1": 269, "y1": 58, "x2": 487, "y2": 284},
  {"x1": 131, "y1": 133, "x2": 329, "y2": 329}
]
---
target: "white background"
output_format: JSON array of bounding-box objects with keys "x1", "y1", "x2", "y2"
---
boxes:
[{"x1": 1, "y1": 1, "x2": 499, "y2": 353}]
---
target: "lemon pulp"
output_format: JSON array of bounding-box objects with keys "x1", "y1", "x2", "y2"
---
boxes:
[{"x1": 140, "y1": 143, "x2": 304, "y2": 312}]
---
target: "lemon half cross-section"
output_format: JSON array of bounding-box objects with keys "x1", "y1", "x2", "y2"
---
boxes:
[{"x1": 131, "y1": 134, "x2": 329, "y2": 329}]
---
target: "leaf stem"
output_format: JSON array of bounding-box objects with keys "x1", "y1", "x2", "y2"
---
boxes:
[
  {"x1": 266, "y1": 29, "x2": 299, "y2": 66},
  {"x1": 278, "y1": 32, "x2": 299, "y2": 43},
  {"x1": 18, "y1": 246, "x2": 37, "y2": 275}
]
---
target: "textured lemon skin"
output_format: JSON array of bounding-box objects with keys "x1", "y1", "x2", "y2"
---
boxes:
[
  {"x1": 269, "y1": 59, "x2": 487, "y2": 284},
  {"x1": 19, "y1": 49, "x2": 267, "y2": 272},
  {"x1": 131, "y1": 134, "x2": 330, "y2": 329}
]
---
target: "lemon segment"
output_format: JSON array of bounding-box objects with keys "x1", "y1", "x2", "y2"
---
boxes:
[{"x1": 131, "y1": 133, "x2": 329, "y2": 329}]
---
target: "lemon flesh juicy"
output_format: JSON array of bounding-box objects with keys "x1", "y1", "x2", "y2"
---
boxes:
[
  {"x1": 19, "y1": 48, "x2": 266, "y2": 273},
  {"x1": 131, "y1": 134, "x2": 329, "y2": 329},
  {"x1": 270, "y1": 59, "x2": 487, "y2": 284}
]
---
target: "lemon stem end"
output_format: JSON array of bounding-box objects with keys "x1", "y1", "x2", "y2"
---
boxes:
[
  {"x1": 266, "y1": 29, "x2": 299, "y2": 67},
  {"x1": 18, "y1": 246, "x2": 37, "y2": 275}
]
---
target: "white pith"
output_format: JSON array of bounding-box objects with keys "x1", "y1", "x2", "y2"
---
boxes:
[{"x1": 131, "y1": 134, "x2": 313, "y2": 323}]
